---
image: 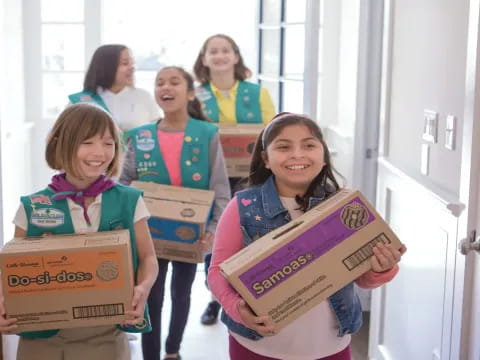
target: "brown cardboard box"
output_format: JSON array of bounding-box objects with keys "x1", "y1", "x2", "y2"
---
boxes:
[
  {"x1": 218, "y1": 124, "x2": 264, "y2": 177},
  {"x1": 0, "y1": 230, "x2": 134, "y2": 333},
  {"x1": 131, "y1": 181, "x2": 215, "y2": 263},
  {"x1": 220, "y1": 189, "x2": 403, "y2": 330}
]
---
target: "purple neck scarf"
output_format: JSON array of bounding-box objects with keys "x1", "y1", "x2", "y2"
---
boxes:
[{"x1": 48, "y1": 173, "x2": 115, "y2": 225}]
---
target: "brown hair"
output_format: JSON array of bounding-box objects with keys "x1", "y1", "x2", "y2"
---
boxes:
[
  {"x1": 83, "y1": 44, "x2": 129, "y2": 94},
  {"x1": 193, "y1": 34, "x2": 252, "y2": 84},
  {"x1": 248, "y1": 113, "x2": 341, "y2": 211},
  {"x1": 46, "y1": 103, "x2": 122, "y2": 178},
  {"x1": 157, "y1": 66, "x2": 209, "y2": 121}
]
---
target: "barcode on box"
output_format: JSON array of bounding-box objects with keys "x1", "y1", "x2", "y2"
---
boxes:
[
  {"x1": 73, "y1": 303, "x2": 124, "y2": 319},
  {"x1": 342, "y1": 233, "x2": 391, "y2": 270}
]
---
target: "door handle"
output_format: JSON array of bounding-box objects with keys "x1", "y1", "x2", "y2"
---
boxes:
[{"x1": 459, "y1": 230, "x2": 480, "y2": 255}]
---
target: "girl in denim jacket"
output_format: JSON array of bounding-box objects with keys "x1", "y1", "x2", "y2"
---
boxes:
[{"x1": 208, "y1": 112, "x2": 406, "y2": 360}]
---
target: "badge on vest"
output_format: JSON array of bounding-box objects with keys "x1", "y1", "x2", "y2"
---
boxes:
[
  {"x1": 136, "y1": 129, "x2": 155, "y2": 152},
  {"x1": 30, "y1": 208, "x2": 65, "y2": 228},
  {"x1": 195, "y1": 87, "x2": 212, "y2": 102}
]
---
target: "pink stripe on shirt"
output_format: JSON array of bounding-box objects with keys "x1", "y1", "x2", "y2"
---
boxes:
[
  {"x1": 208, "y1": 196, "x2": 399, "y2": 326},
  {"x1": 157, "y1": 130, "x2": 184, "y2": 186}
]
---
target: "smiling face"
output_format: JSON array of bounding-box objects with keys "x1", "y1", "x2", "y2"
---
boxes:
[
  {"x1": 67, "y1": 129, "x2": 115, "y2": 188},
  {"x1": 154, "y1": 67, "x2": 194, "y2": 114},
  {"x1": 112, "y1": 48, "x2": 135, "y2": 90},
  {"x1": 202, "y1": 36, "x2": 239, "y2": 75},
  {"x1": 263, "y1": 124, "x2": 326, "y2": 197}
]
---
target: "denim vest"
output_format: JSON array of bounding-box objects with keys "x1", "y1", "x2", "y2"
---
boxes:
[{"x1": 221, "y1": 176, "x2": 363, "y2": 340}]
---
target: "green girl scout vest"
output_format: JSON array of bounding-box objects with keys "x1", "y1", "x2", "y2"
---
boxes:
[
  {"x1": 68, "y1": 90, "x2": 110, "y2": 112},
  {"x1": 196, "y1": 81, "x2": 262, "y2": 124},
  {"x1": 126, "y1": 118, "x2": 218, "y2": 190},
  {"x1": 18, "y1": 184, "x2": 152, "y2": 339}
]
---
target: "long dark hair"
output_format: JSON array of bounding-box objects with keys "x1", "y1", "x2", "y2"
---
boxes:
[
  {"x1": 193, "y1": 34, "x2": 251, "y2": 84},
  {"x1": 157, "y1": 66, "x2": 209, "y2": 122},
  {"x1": 83, "y1": 44, "x2": 128, "y2": 94},
  {"x1": 248, "y1": 113, "x2": 341, "y2": 211}
]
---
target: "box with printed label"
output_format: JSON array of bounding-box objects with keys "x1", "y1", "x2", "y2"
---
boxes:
[
  {"x1": 220, "y1": 189, "x2": 403, "y2": 330},
  {"x1": 218, "y1": 124, "x2": 264, "y2": 177},
  {"x1": 0, "y1": 229, "x2": 134, "y2": 333},
  {"x1": 132, "y1": 181, "x2": 215, "y2": 263}
]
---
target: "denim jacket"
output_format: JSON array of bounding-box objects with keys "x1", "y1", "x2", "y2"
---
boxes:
[{"x1": 221, "y1": 176, "x2": 363, "y2": 340}]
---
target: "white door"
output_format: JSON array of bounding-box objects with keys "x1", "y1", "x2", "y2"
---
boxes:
[{"x1": 369, "y1": 1, "x2": 480, "y2": 359}]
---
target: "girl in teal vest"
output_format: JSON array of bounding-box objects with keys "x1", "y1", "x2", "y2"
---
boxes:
[
  {"x1": 68, "y1": 44, "x2": 160, "y2": 131},
  {"x1": 0, "y1": 103, "x2": 159, "y2": 360},
  {"x1": 194, "y1": 33, "x2": 276, "y2": 325},
  {"x1": 193, "y1": 34, "x2": 275, "y2": 125},
  {"x1": 120, "y1": 67, "x2": 230, "y2": 360}
]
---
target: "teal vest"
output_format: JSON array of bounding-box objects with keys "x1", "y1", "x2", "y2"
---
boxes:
[
  {"x1": 18, "y1": 184, "x2": 151, "y2": 339},
  {"x1": 197, "y1": 81, "x2": 262, "y2": 123},
  {"x1": 68, "y1": 90, "x2": 110, "y2": 112},
  {"x1": 126, "y1": 119, "x2": 218, "y2": 190}
]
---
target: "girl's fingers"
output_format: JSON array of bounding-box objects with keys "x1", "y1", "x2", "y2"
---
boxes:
[{"x1": 372, "y1": 246, "x2": 390, "y2": 269}]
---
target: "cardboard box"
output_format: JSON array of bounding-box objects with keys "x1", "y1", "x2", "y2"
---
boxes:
[
  {"x1": 132, "y1": 181, "x2": 215, "y2": 263},
  {"x1": 0, "y1": 230, "x2": 134, "y2": 333},
  {"x1": 218, "y1": 124, "x2": 264, "y2": 177},
  {"x1": 220, "y1": 189, "x2": 403, "y2": 330}
]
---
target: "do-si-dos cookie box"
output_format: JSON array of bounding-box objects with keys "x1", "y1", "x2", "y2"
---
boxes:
[
  {"x1": 221, "y1": 189, "x2": 403, "y2": 330},
  {"x1": 0, "y1": 230, "x2": 134, "y2": 332},
  {"x1": 131, "y1": 181, "x2": 214, "y2": 263}
]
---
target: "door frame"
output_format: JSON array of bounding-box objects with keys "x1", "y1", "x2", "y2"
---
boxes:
[{"x1": 457, "y1": 0, "x2": 480, "y2": 358}]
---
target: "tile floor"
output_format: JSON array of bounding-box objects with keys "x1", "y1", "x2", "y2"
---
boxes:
[{"x1": 130, "y1": 269, "x2": 369, "y2": 360}]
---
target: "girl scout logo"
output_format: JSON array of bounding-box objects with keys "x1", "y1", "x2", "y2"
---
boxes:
[
  {"x1": 30, "y1": 208, "x2": 65, "y2": 228},
  {"x1": 340, "y1": 202, "x2": 369, "y2": 229},
  {"x1": 136, "y1": 129, "x2": 155, "y2": 152}
]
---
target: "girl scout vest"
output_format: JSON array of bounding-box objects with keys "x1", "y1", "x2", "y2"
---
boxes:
[
  {"x1": 196, "y1": 81, "x2": 262, "y2": 124},
  {"x1": 19, "y1": 184, "x2": 151, "y2": 339},
  {"x1": 68, "y1": 90, "x2": 110, "y2": 112},
  {"x1": 126, "y1": 118, "x2": 218, "y2": 190}
]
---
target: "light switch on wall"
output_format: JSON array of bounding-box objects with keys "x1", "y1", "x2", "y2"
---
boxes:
[
  {"x1": 445, "y1": 114, "x2": 456, "y2": 150},
  {"x1": 423, "y1": 110, "x2": 438, "y2": 143}
]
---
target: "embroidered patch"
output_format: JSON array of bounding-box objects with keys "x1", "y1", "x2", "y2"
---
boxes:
[
  {"x1": 185, "y1": 136, "x2": 192, "y2": 143},
  {"x1": 80, "y1": 95, "x2": 92, "y2": 101},
  {"x1": 30, "y1": 194, "x2": 52, "y2": 205},
  {"x1": 30, "y1": 208, "x2": 65, "y2": 228},
  {"x1": 136, "y1": 130, "x2": 155, "y2": 152},
  {"x1": 254, "y1": 215, "x2": 262, "y2": 221},
  {"x1": 195, "y1": 87, "x2": 212, "y2": 102},
  {"x1": 192, "y1": 173, "x2": 202, "y2": 181},
  {"x1": 144, "y1": 153, "x2": 151, "y2": 159},
  {"x1": 241, "y1": 199, "x2": 252, "y2": 206}
]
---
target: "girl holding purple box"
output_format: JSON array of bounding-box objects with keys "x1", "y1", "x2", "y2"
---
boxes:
[{"x1": 208, "y1": 112, "x2": 407, "y2": 360}]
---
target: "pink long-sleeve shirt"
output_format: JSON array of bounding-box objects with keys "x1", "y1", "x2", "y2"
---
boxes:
[{"x1": 208, "y1": 196, "x2": 399, "y2": 325}]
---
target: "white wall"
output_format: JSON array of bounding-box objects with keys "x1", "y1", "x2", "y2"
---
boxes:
[{"x1": 387, "y1": 0, "x2": 468, "y2": 196}]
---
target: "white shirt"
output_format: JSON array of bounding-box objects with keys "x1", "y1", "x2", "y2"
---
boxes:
[
  {"x1": 14, "y1": 194, "x2": 150, "y2": 233},
  {"x1": 232, "y1": 196, "x2": 351, "y2": 360},
  {"x1": 98, "y1": 87, "x2": 160, "y2": 131}
]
